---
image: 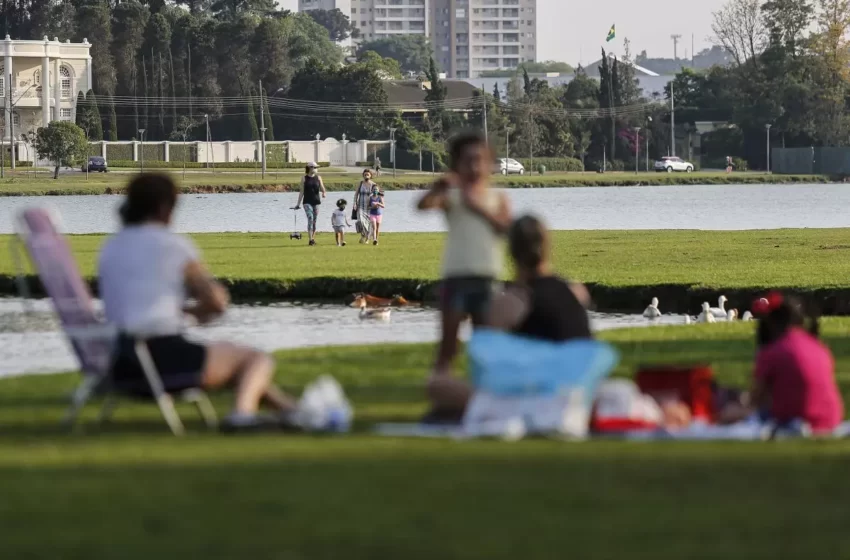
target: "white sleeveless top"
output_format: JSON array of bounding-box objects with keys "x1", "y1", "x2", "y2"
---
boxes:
[{"x1": 441, "y1": 188, "x2": 504, "y2": 278}]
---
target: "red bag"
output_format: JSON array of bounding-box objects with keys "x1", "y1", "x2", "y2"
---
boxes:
[{"x1": 636, "y1": 365, "x2": 716, "y2": 422}]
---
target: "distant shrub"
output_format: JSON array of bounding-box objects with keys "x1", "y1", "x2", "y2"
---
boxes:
[{"x1": 515, "y1": 157, "x2": 584, "y2": 172}]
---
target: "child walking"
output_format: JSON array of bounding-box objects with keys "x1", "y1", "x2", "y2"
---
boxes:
[
  {"x1": 368, "y1": 185, "x2": 385, "y2": 245},
  {"x1": 417, "y1": 131, "x2": 512, "y2": 400},
  {"x1": 331, "y1": 199, "x2": 352, "y2": 246}
]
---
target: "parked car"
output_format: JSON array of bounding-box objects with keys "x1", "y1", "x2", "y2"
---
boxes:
[
  {"x1": 82, "y1": 156, "x2": 108, "y2": 173},
  {"x1": 494, "y1": 158, "x2": 525, "y2": 175},
  {"x1": 654, "y1": 156, "x2": 694, "y2": 173}
]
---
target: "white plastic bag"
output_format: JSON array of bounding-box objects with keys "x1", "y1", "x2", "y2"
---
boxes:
[
  {"x1": 463, "y1": 389, "x2": 590, "y2": 440},
  {"x1": 294, "y1": 375, "x2": 353, "y2": 433}
]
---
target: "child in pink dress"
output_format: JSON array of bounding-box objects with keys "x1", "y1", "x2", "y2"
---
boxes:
[{"x1": 750, "y1": 293, "x2": 843, "y2": 433}]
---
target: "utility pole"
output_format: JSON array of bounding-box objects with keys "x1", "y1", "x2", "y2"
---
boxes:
[
  {"x1": 671, "y1": 34, "x2": 682, "y2": 60},
  {"x1": 670, "y1": 81, "x2": 676, "y2": 157},
  {"x1": 646, "y1": 116, "x2": 652, "y2": 171},
  {"x1": 634, "y1": 127, "x2": 641, "y2": 173},
  {"x1": 506, "y1": 125, "x2": 512, "y2": 159},
  {"x1": 482, "y1": 91, "x2": 488, "y2": 145},
  {"x1": 204, "y1": 114, "x2": 212, "y2": 171},
  {"x1": 259, "y1": 79, "x2": 266, "y2": 178}
]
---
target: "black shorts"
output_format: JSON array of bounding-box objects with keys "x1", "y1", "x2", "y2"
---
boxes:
[
  {"x1": 110, "y1": 334, "x2": 207, "y2": 395},
  {"x1": 440, "y1": 276, "x2": 496, "y2": 325}
]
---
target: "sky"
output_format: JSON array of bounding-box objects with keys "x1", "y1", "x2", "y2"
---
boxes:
[{"x1": 278, "y1": 0, "x2": 726, "y2": 65}]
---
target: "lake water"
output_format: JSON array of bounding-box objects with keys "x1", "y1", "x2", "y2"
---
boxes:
[
  {"x1": 0, "y1": 298, "x2": 688, "y2": 377},
  {"x1": 1, "y1": 183, "x2": 849, "y2": 233}
]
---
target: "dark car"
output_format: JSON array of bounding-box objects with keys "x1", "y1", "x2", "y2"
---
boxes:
[{"x1": 82, "y1": 156, "x2": 108, "y2": 173}]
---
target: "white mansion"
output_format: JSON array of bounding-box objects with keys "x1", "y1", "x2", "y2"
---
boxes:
[{"x1": 1, "y1": 36, "x2": 92, "y2": 141}]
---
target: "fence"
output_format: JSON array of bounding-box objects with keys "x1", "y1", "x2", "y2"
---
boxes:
[
  {"x1": 16, "y1": 138, "x2": 392, "y2": 167},
  {"x1": 772, "y1": 147, "x2": 850, "y2": 175}
]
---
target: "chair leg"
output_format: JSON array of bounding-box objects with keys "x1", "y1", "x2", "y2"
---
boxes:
[
  {"x1": 97, "y1": 393, "x2": 118, "y2": 424},
  {"x1": 181, "y1": 389, "x2": 219, "y2": 430},
  {"x1": 134, "y1": 340, "x2": 186, "y2": 436},
  {"x1": 62, "y1": 375, "x2": 100, "y2": 431}
]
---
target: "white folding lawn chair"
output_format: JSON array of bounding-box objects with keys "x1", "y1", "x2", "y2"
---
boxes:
[{"x1": 12, "y1": 207, "x2": 217, "y2": 435}]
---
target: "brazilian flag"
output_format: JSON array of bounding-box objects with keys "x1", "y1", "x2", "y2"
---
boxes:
[{"x1": 606, "y1": 24, "x2": 616, "y2": 42}]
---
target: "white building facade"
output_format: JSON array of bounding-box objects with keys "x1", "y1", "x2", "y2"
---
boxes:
[{"x1": 0, "y1": 36, "x2": 92, "y2": 141}]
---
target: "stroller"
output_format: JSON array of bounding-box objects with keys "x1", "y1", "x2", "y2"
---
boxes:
[{"x1": 289, "y1": 207, "x2": 302, "y2": 240}]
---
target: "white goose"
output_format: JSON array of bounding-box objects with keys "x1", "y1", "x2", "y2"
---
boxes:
[
  {"x1": 710, "y1": 295, "x2": 729, "y2": 319},
  {"x1": 643, "y1": 297, "x2": 662, "y2": 319},
  {"x1": 359, "y1": 300, "x2": 391, "y2": 321},
  {"x1": 697, "y1": 302, "x2": 716, "y2": 324},
  {"x1": 684, "y1": 315, "x2": 693, "y2": 325},
  {"x1": 741, "y1": 311, "x2": 754, "y2": 321},
  {"x1": 726, "y1": 309, "x2": 738, "y2": 321}
]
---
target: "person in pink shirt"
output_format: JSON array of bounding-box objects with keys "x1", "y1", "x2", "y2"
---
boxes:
[{"x1": 749, "y1": 293, "x2": 843, "y2": 433}]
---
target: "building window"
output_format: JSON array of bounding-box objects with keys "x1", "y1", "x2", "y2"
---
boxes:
[
  {"x1": 0, "y1": 75, "x2": 4, "y2": 98},
  {"x1": 12, "y1": 112, "x2": 19, "y2": 126},
  {"x1": 60, "y1": 108, "x2": 72, "y2": 120},
  {"x1": 60, "y1": 66, "x2": 72, "y2": 98}
]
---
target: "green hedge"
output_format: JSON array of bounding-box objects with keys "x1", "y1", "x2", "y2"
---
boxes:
[
  {"x1": 107, "y1": 160, "x2": 331, "y2": 169},
  {"x1": 106, "y1": 144, "x2": 133, "y2": 161},
  {"x1": 169, "y1": 144, "x2": 197, "y2": 163},
  {"x1": 516, "y1": 157, "x2": 584, "y2": 172},
  {"x1": 141, "y1": 144, "x2": 165, "y2": 161}
]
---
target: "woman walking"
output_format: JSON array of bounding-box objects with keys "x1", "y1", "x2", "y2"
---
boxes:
[
  {"x1": 295, "y1": 162, "x2": 326, "y2": 246},
  {"x1": 353, "y1": 168, "x2": 376, "y2": 244}
]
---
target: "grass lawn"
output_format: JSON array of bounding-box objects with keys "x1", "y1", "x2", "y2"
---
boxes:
[
  {"x1": 0, "y1": 171, "x2": 829, "y2": 196},
  {"x1": 2, "y1": 323, "x2": 850, "y2": 558},
  {"x1": 3, "y1": 229, "x2": 850, "y2": 310}
]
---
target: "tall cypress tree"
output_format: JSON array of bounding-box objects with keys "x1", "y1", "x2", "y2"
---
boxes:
[
  {"x1": 83, "y1": 89, "x2": 104, "y2": 141},
  {"x1": 245, "y1": 88, "x2": 259, "y2": 141},
  {"x1": 107, "y1": 97, "x2": 118, "y2": 141},
  {"x1": 492, "y1": 82, "x2": 501, "y2": 101}
]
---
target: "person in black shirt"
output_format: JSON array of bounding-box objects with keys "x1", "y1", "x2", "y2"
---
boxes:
[
  {"x1": 295, "y1": 162, "x2": 327, "y2": 246},
  {"x1": 490, "y1": 214, "x2": 592, "y2": 340},
  {"x1": 425, "y1": 214, "x2": 592, "y2": 422}
]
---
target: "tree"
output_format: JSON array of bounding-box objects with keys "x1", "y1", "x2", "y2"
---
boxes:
[
  {"x1": 357, "y1": 51, "x2": 403, "y2": 79},
  {"x1": 306, "y1": 8, "x2": 359, "y2": 42},
  {"x1": 77, "y1": 89, "x2": 104, "y2": 141},
  {"x1": 261, "y1": 88, "x2": 275, "y2": 141},
  {"x1": 356, "y1": 35, "x2": 433, "y2": 74},
  {"x1": 711, "y1": 0, "x2": 767, "y2": 66},
  {"x1": 35, "y1": 121, "x2": 88, "y2": 179}
]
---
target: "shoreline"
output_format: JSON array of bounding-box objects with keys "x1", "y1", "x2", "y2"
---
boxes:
[
  {"x1": 5, "y1": 274, "x2": 850, "y2": 315},
  {"x1": 0, "y1": 172, "x2": 835, "y2": 197}
]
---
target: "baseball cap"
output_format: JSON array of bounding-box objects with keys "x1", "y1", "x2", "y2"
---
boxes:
[{"x1": 307, "y1": 161, "x2": 318, "y2": 168}]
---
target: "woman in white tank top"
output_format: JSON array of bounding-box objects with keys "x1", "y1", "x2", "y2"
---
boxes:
[{"x1": 418, "y1": 132, "x2": 511, "y2": 407}]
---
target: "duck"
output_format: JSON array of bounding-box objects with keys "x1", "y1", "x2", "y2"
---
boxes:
[
  {"x1": 709, "y1": 295, "x2": 729, "y2": 319},
  {"x1": 643, "y1": 297, "x2": 662, "y2": 319},
  {"x1": 697, "y1": 302, "x2": 716, "y2": 323},
  {"x1": 359, "y1": 299, "x2": 391, "y2": 321},
  {"x1": 741, "y1": 311, "x2": 754, "y2": 321},
  {"x1": 349, "y1": 293, "x2": 394, "y2": 308}
]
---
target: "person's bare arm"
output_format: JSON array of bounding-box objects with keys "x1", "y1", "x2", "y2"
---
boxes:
[
  {"x1": 417, "y1": 176, "x2": 451, "y2": 210},
  {"x1": 319, "y1": 176, "x2": 327, "y2": 199},
  {"x1": 569, "y1": 282, "x2": 592, "y2": 308},
  {"x1": 184, "y1": 260, "x2": 230, "y2": 324},
  {"x1": 295, "y1": 177, "x2": 305, "y2": 208},
  {"x1": 486, "y1": 285, "x2": 531, "y2": 331},
  {"x1": 463, "y1": 190, "x2": 512, "y2": 234}
]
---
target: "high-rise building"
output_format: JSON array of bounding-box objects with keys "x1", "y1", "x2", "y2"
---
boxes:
[
  {"x1": 300, "y1": 0, "x2": 536, "y2": 79},
  {"x1": 431, "y1": 0, "x2": 536, "y2": 79}
]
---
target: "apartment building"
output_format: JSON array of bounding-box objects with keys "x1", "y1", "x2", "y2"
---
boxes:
[
  {"x1": 431, "y1": 0, "x2": 536, "y2": 79},
  {"x1": 300, "y1": 0, "x2": 536, "y2": 79}
]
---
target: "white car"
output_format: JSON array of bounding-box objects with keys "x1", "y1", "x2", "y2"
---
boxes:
[
  {"x1": 494, "y1": 158, "x2": 525, "y2": 175},
  {"x1": 654, "y1": 156, "x2": 694, "y2": 173}
]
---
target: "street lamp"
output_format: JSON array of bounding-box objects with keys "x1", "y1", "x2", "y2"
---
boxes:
[
  {"x1": 765, "y1": 124, "x2": 772, "y2": 173},
  {"x1": 634, "y1": 127, "x2": 642, "y2": 174},
  {"x1": 388, "y1": 127, "x2": 397, "y2": 178},
  {"x1": 645, "y1": 116, "x2": 653, "y2": 171},
  {"x1": 138, "y1": 129, "x2": 146, "y2": 173}
]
